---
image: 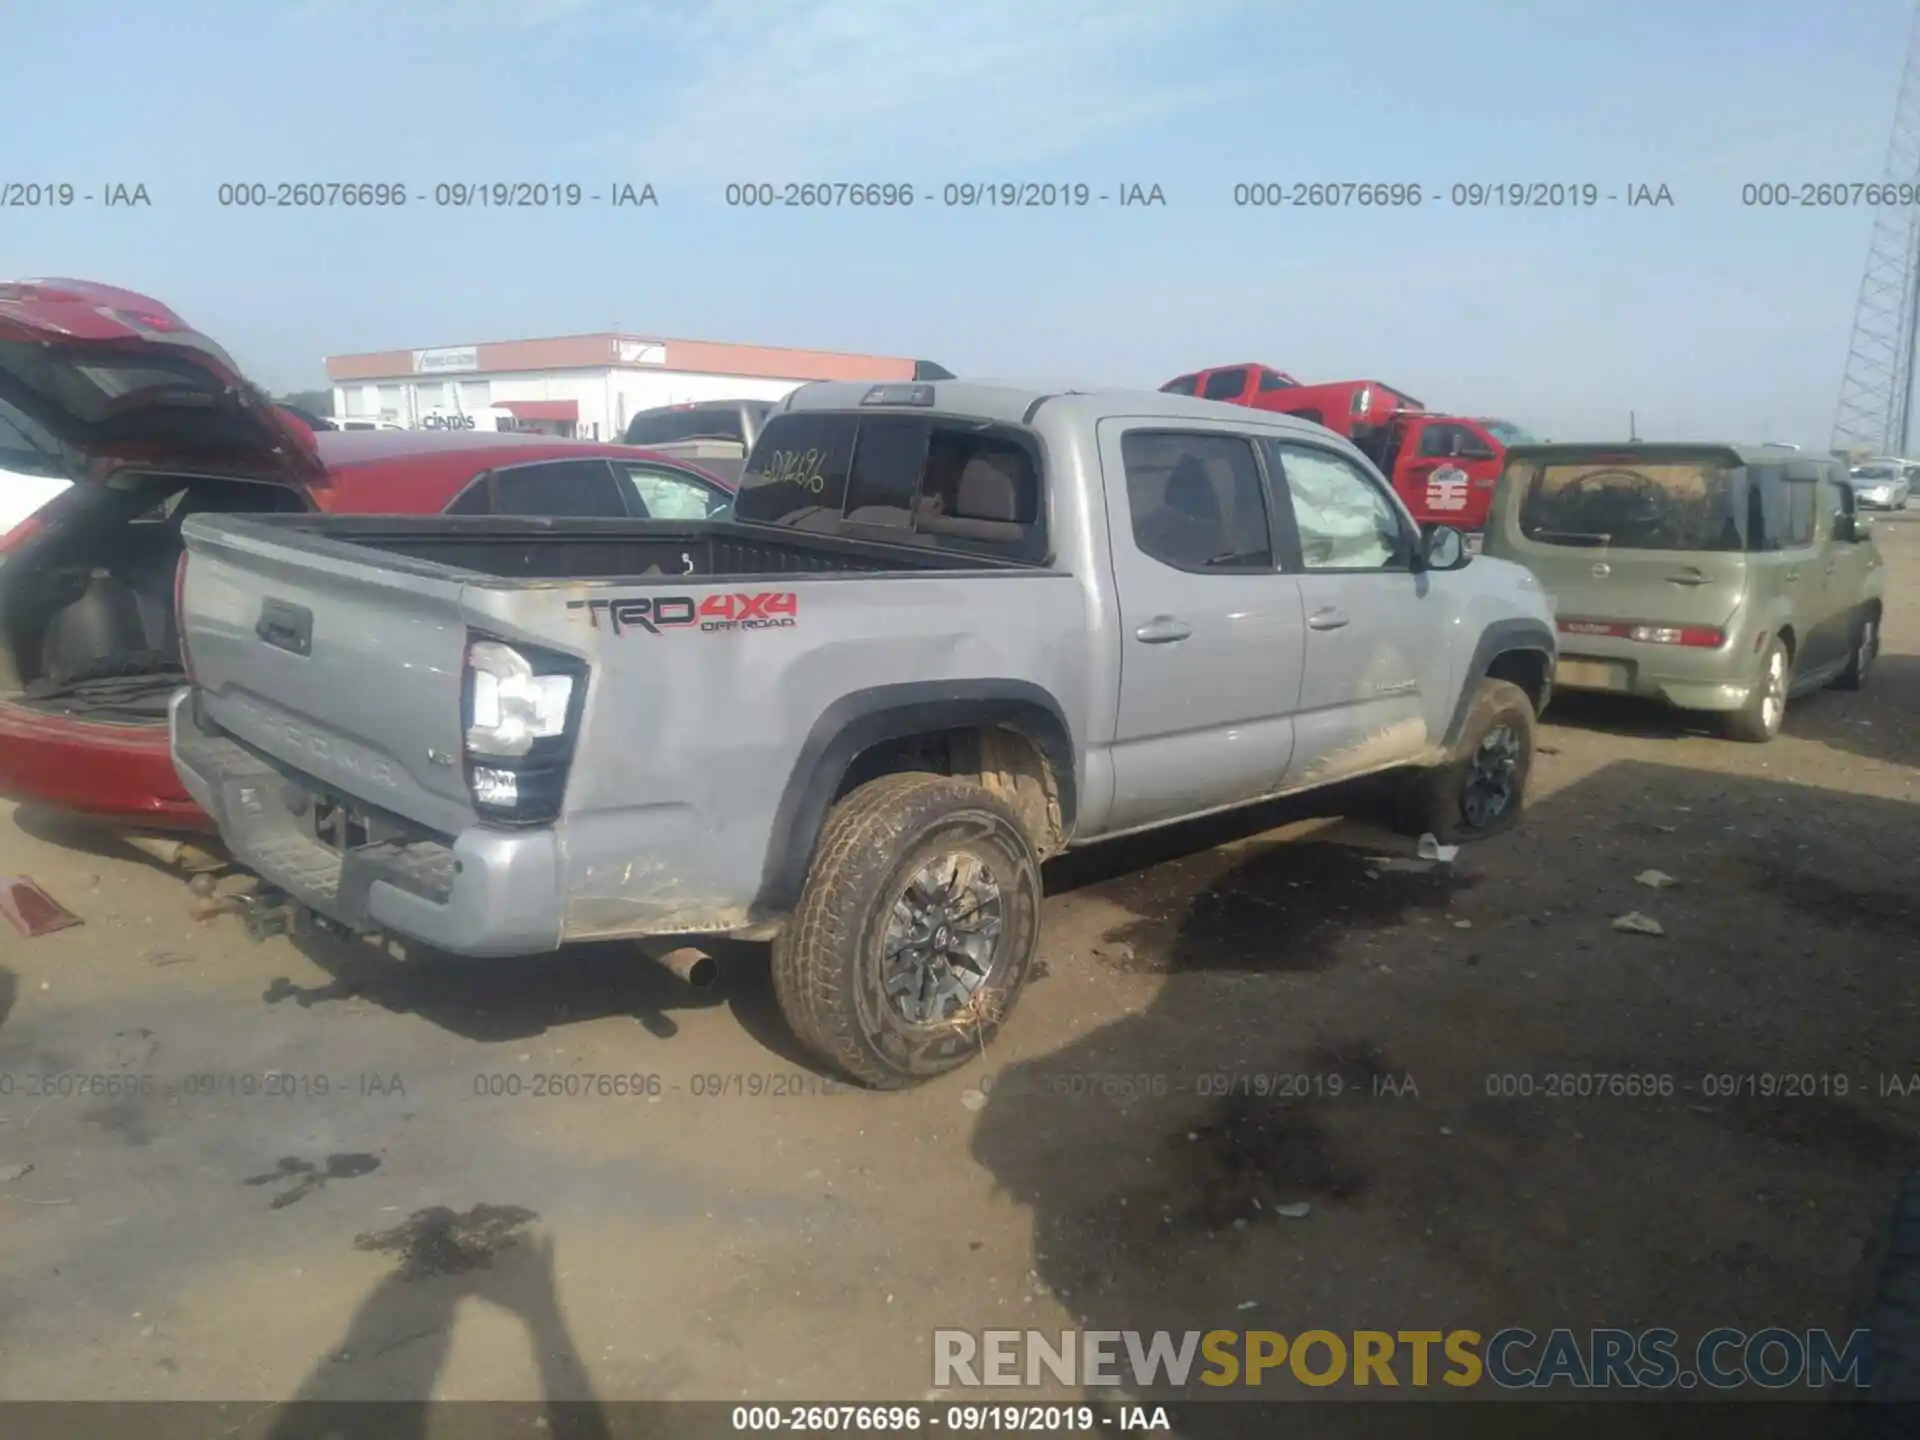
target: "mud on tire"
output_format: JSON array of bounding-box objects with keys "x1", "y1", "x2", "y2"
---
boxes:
[
  {"x1": 1395, "y1": 677, "x2": 1536, "y2": 844},
  {"x1": 772, "y1": 772, "x2": 1042, "y2": 1090}
]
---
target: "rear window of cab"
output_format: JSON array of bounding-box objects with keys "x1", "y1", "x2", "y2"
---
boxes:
[{"x1": 732, "y1": 412, "x2": 1048, "y2": 564}]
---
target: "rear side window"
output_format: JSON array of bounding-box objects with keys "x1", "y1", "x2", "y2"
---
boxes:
[
  {"x1": 1516, "y1": 457, "x2": 1745, "y2": 551},
  {"x1": 459, "y1": 460, "x2": 631, "y2": 518},
  {"x1": 1746, "y1": 463, "x2": 1786, "y2": 551},
  {"x1": 1121, "y1": 431, "x2": 1272, "y2": 571},
  {"x1": 1258, "y1": 369, "x2": 1295, "y2": 392},
  {"x1": 1781, "y1": 462, "x2": 1821, "y2": 548},
  {"x1": 1202, "y1": 369, "x2": 1250, "y2": 402},
  {"x1": 735, "y1": 413, "x2": 1045, "y2": 560},
  {"x1": 1160, "y1": 374, "x2": 1199, "y2": 396}
]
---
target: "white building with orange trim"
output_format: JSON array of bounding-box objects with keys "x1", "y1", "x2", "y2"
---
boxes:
[{"x1": 324, "y1": 332, "x2": 950, "y2": 440}]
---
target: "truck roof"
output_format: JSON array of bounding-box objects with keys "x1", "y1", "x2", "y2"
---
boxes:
[
  {"x1": 776, "y1": 378, "x2": 1354, "y2": 439},
  {"x1": 1499, "y1": 441, "x2": 1839, "y2": 468}
]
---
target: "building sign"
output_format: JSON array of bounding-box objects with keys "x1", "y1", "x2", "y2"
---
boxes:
[
  {"x1": 413, "y1": 346, "x2": 480, "y2": 374},
  {"x1": 418, "y1": 407, "x2": 514, "y2": 431},
  {"x1": 618, "y1": 341, "x2": 667, "y2": 365}
]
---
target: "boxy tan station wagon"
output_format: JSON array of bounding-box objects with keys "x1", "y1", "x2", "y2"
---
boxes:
[{"x1": 1483, "y1": 443, "x2": 1886, "y2": 742}]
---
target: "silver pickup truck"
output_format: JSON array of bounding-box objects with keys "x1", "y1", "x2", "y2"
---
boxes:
[{"x1": 171, "y1": 380, "x2": 1555, "y2": 1088}]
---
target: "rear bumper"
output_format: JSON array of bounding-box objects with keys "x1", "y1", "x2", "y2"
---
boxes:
[
  {"x1": 169, "y1": 690, "x2": 563, "y2": 957},
  {"x1": 1553, "y1": 640, "x2": 1759, "y2": 713},
  {"x1": 0, "y1": 698, "x2": 216, "y2": 832}
]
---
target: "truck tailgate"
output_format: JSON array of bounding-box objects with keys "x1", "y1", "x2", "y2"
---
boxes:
[{"x1": 177, "y1": 514, "x2": 478, "y2": 835}]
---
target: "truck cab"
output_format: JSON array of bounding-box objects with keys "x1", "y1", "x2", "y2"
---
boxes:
[
  {"x1": 1359, "y1": 411, "x2": 1535, "y2": 531},
  {"x1": 1164, "y1": 368, "x2": 1531, "y2": 531}
]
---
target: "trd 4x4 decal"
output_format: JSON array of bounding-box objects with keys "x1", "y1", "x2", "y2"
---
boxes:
[{"x1": 567, "y1": 591, "x2": 799, "y2": 636}]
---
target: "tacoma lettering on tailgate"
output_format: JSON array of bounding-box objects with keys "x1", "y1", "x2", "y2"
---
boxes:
[{"x1": 567, "y1": 592, "x2": 798, "y2": 636}]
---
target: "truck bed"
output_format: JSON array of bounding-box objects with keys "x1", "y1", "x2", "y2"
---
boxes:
[
  {"x1": 210, "y1": 512, "x2": 1027, "y2": 582},
  {"x1": 172, "y1": 509, "x2": 1089, "y2": 946}
]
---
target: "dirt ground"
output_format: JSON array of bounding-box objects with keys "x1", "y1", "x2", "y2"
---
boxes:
[{"x1": 0, "y1": 520, "x2": 1915, "y2": 1433}]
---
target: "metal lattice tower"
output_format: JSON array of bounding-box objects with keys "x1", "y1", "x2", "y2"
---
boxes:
[{"x1": 1834, "y1": 3, "x2": 1920, "y2": 457}]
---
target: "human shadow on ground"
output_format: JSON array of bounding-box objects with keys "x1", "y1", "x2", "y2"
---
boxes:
[{"x1": 260, "y1": 1204, "x2": 612, "y2": 1440}]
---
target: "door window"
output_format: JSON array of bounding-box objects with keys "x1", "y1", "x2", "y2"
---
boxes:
[
  {"x1": 615, "y1": 462, "x2": 728, "y2": 519},
  {"x1": 453, "y1": 460, "x2": 630, "y2": 517},
  {"x1": 1781, "y1": 462, "x2": 1819, "y2": 548},
  {"x1": 1202, "y1": 369, "x2": 1251, "y2": 402},
  {"x1": 1265, "y1": 442, "x2": 1409, "y2": 570},
  {"x1": 1160, "y1": 374, "x2": 1199, "y2": 396},
  {"x1": 1417, "y1": 423, "x2": 1494, "y2": 460},
  {"x1": 1121, "y1": 432, "x2": 1272, "y2": 572}
]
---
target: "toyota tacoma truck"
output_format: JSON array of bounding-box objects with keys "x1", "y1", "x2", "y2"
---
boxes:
[{"x1": 170, "y1": 379, "x2": 1556, "y2": 1088}]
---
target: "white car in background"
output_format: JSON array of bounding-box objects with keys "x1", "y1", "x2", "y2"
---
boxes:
[{"x1": 1848, "y1": 461, "x2": 1914, "y2": 511}]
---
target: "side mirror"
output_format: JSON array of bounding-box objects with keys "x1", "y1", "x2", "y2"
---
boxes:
[{"x1": 1418, "y1": 524, "x2": 1469, "y2": 570}]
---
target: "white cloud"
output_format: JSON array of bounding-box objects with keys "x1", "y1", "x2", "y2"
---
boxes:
[{"x1": 558, "y1": 0, "x2": 1258, "y2": 177}]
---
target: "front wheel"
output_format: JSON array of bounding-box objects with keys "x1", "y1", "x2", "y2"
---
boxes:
[
  {"x1": 1724, "y1": 636, "x2": 1790, "y2": 742},
  {"x1": 772, "y1": 772, "x2": 1042, "y2": 1090},
  {"x1": 1395, "y1": 678, "x2": 1536, "y2": 843}
]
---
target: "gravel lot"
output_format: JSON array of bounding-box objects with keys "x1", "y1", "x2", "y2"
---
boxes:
[{"x1": 0, "y1": 517, "x2": 1915, "y2": 1434}]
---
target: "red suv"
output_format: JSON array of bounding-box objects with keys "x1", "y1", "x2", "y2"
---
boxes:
[{"x1": 0, "y1": 279, "x2": 733, "y2": 839}]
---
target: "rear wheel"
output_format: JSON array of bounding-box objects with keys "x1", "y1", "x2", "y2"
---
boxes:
[
  {"x1": 772, "y1": 772, "x2": 1042, "y2": 1090},
  {"x1": 1833, "y1": 610, "x2": 1879, "y2": 692},
  {"x1": 1395, "y1": 678, "x2": 1536, "y2": 843},
  {"x1": 1724, "y1": 636, "x2": 1790, "y2": 742}
]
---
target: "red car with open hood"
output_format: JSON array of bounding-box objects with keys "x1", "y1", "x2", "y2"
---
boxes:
[{"x1": 0, "y1": 279, "x2": 734, "y2": 841}]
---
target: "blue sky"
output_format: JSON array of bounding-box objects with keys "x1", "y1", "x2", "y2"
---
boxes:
[{"x1": 0, "y1": 0, "x2": 1913, "y2": 447}]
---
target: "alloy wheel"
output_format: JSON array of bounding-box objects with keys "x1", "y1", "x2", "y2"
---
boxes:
[
  {"x1": 1462, "y1": 724, "x2": 1522, "y2": 830},
  {"x1": 881, "y1": 853, "x2": 1005, "y2": 1025},
  {"x1": 1760, "y1": 648, "x2": 1788, "y2": 733}
]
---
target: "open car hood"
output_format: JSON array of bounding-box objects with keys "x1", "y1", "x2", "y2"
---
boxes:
[{"x1": 0, "y1": 279, "x2": 327, "y2": 490}]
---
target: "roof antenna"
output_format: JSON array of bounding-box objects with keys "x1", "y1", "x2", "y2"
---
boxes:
[{"x1": 1629, "y1": 409, "x2": 1639, "y2": 441}]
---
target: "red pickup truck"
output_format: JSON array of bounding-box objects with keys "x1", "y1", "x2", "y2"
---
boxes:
[{"x1": 1161, "y1": 364, "x2": 1535, "y2": 531}]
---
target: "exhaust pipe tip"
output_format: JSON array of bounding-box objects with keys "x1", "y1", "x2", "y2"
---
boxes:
[{"x1": 642, "y1": 943, "x2": 719, "y2": 990}]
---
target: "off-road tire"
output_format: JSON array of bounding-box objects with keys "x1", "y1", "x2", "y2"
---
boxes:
[
  {"x1": 1833, "y1": 609, "x2": 1879, "y2": 692},
  {"x1": 1724, "y1": 635, "x2": 1791, "y2": 743},
  {"x1": 772, "y1": 772, "x2": 1042, "y2": 1091},
  {"x1": 1394, "y1": 678, "x2": 1535, "y2": 844},
  {"x1": 1847, "y1": 1174, "x2": 1920, "y2": 1434}
]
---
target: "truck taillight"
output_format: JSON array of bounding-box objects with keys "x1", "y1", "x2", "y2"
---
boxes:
[
  {"x1": 174, "y1": 551, "x2": 197, "y2": 681},
  {"x1": 1353, "y1": 386, "x2": 1372, "y2": 416},
  {"x1": 460, "y1": 634, "x2": 587, "y2": 826}
]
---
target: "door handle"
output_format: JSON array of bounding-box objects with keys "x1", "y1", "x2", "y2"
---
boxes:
[
  {"x1": 1783, "y1": 569, "x2": 1800, "y2": 582},
  {"x1": 1665, "y1": 571, "x2": 1707, "y2": 586},
  {"x1": 1134, "y1": 616, "x2": 1192, "y2": 644},
  {"x1": 1307, "y1": 607, "x2": 1351, "y2": 631}
]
